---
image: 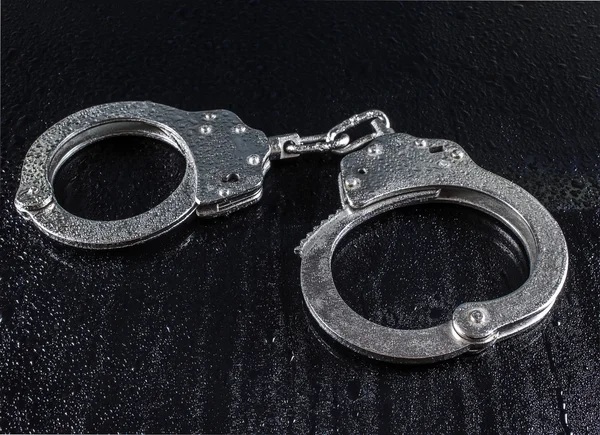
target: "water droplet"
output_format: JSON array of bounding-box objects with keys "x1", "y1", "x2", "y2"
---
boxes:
[
  {"x1": 469, "y1": 310, "x2": 484, "y2": 324},
  {"x1": 218, "y1": 188, "x2": 230, "y2": 197},
  {"x1": 200, "y1": 125, "x2": 212, "y2": 134},
  {"x1": 247, "y1": 154, "x2": 261, "y2": 166},
  {"x1": 344, "y1": 177, "x2": 361, "y2": 190},
  {"x1": 367, "y1": 144, "x2": 383, "y2": 155},
  {"x1": 450, "y1": 149, "x2": 464, "y2": 160}
]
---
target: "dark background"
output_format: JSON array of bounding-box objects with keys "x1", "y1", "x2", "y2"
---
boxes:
[{"x1": 2, "y1": 1, "x2": 599, "y2": 433}]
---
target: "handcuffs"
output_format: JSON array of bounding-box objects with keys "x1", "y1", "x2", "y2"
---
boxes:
[{"x1": 15, "y1": 101, "x2": 569, "y2": 364}]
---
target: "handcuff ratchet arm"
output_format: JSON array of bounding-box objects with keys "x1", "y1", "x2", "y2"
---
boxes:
[
  {"x1": 14, "y1": 102, "x2": 568, "y2": 364},
  {"x1": 298, "y1": 133, "x2": 568, "y2": 363}
]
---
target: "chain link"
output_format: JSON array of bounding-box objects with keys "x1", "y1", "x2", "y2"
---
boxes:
[{"x1": 270, "y1": 110, "x2": 393, "y2": 159}]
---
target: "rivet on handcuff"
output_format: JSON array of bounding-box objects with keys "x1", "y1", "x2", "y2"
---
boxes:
[{"x1": 15, "y1": 101, "x2": 568, "y2": 364}]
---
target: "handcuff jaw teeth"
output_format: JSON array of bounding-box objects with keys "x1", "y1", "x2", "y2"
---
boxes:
[
  {"x1": 15, "y1": 103, "x2": 569, "y2": 363},
  {"x1": 15, "y1": 104, "x2": 391, "y2": 248},
  {"x1": 15, "y1": 101, "x2": 272, "y2": 248},
  {"x1": 299, "y1": 133, "x2": 568, "y2": 363}
]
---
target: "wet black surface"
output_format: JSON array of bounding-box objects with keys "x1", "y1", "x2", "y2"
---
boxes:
[
  {"x1": 1, "y1": 1, "x2": 600, "y2": 433},
  {"x1": 54, "y1": 137, "x2": 187, "y2": 221}
]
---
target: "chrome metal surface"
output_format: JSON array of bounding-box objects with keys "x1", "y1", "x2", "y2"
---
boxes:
[
  {"x1": 15, "y1": 103, "x2": 393, "y2": 247},
  {"x1": 275, "y1": 110, "x2": 393, "y2": 157},
  {"x1": 15, "y1": 101, "x2": 271, "y2": 248},
  {"x1": 298, "y1": 133, "x2": 569, "y2": 364},
  {"x1": 16, "y1": 102, "x2": 569, "y2": 364}
]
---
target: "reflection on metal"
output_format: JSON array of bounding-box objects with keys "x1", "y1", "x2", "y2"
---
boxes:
[{"x1": 16, "y1": 102, "x2": 568, "y2": 363}]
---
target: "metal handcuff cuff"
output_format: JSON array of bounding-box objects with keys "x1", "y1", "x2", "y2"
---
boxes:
[{"x1": 15, "y1": 102, "x2": 568, "y2": 364}]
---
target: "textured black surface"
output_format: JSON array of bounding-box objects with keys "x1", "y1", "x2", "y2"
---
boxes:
[{"x1": 2, "y1": 1, "x2": 600, "y2": 433}]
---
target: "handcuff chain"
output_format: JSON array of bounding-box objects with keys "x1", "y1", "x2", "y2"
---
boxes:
[{"x1": 280, "y1": 110, "x2": 393, "y2": 157}]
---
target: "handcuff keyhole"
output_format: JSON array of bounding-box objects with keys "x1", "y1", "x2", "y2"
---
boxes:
[
  {"x1": 222, "y1": 173, "x2": 240, "y2": 183},
  {"x1": 429, "y1": 145, "x2": 444, "y2": 153}
]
